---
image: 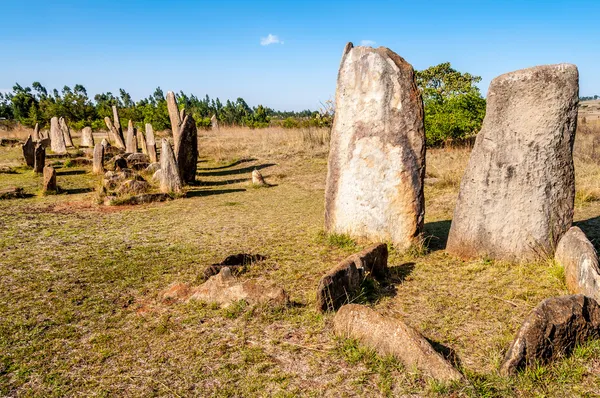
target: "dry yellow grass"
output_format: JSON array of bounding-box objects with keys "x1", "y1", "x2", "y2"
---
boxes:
[{"x1": 1, "y1": 124, "x2": 600, "y2": 396}]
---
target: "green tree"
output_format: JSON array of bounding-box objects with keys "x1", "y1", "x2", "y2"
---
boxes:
[{"x1": 416, "y1": 62, "x2": 486, "y2": 146}]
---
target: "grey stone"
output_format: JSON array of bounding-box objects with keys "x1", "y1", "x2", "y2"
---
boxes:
[
  {"x1": 159, "y1": 139, "x2": 182, "y2": 193},
  {"x1": 49, "y1": 117, "x2": 67, "y2": 154},
  {"x1": 125, "y1": 120, "x2": 137, "y2": 154},
  {"x1": 167, "y1": 91, "x2": 181, "y2": 143},
  {"x1": 252, "y1": 169, "x2": 266, "y2": 186},
  {"x1": 33, "y1": 143, "x2": 45, "y2": 173},
  {"x1": 22, "y1": 135, "x2": 35, "y2": 167},
  {"x1": 43, "y1": 166, "x2": 57, "y2": 192},
  {"x1": 32, "y1": 123, "x2": 40, "y2": 141},
  {"x1": 137, "y1": 128, "x2": 148, "y2": 155},
  {"x1": 93, "y1": 143, "x2": 104, "y2": 175},
  {"x1": 59, "y1": 117, "x2": 74, "y2": 147},
  {"x1": 186, "y1": 267, "x2": 289, "y2": 308},
  {"x1": 104, "y1": 114, "x2": 125, "y2": 149},
  {"x1": 555, "y1": 226, "x2": 600, "y2": 301},
  {"x1": 211, "y1": 114, "x2": 219, "y2": 130},
  {"x1": 500, "y1": 295, "x2": 600, "y2": 375},
  {"x1": 447, "y1": 64, "x2": 579, "y2": 262},
  {"x1": 174, "y1": 114, "x2": 198, "y2": 183},
  {"x1": 81, "y1": 126, "x2": 94, "y2": 147},
  {"x1": 316, "y1": 243, "x2": 388, "y2": 312},
  {"x1": 145, "y1": 162, "x2": 160, "y2": 174},
  {"x1": 325, "y1": 43, "x2": 425, "y2": 250},
  {"x1": 145, "y1": 123, "x2": 157, "y2": 163},
  {"x1": 334, "y1": 304, "x2": 463, "y2": 382}
]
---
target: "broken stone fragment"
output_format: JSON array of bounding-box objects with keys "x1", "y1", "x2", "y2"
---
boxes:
[
  {"x1": 334, "y1": 304, "x2": 463, "y2": 382},
  {"x1": 500, "y1": 295, "x2": 600, "y2": 375}
]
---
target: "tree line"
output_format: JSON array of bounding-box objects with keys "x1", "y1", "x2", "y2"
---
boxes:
[{"x1": 0, "y1": 62, "x2": 487, "y2": 146}]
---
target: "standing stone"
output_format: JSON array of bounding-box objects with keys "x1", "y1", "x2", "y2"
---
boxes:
[
  {"x1": 101, "y1": 138, "x2": 110, "y2": 149},
  {"x1": 145, "y1": 123, "x2": 157, "y2": 163},
  {"x1": 252, "y1": 169, "x2": 266, "y2": 186},
  {"x1": 446, "y1": 64, "x2": 579, "y2": 262},
  {"x1": 555, "y1": 226, "x2": 600, "y2": 301},
  {"x1": 33, "y1": 143, "x2": 45, "y2": 173},
  {"x1": 137, "y1": 128, "x2": 148, "y2": 155},
  {"x1": 59, "y1": 117, "x2": 74, "y2": 147},
  {"x1": 211, "y1": 114, "x2": 219, "y2": 130},
  {"x1": 112, "y1": 105, "x2": 121, "y2": 132},
  {"x1": 81, "y1": 126, "x2": 94, "y2": 147},
  {"x1": 49, "y1": 117, "x2": 67, "y2": 154},
  {"x1": 22, "y1": 135, "x2": 35, "y2": 167},
  {"x1": 160, "y1": 139, "x2": 182, "y2": 193},
  {"x1": 324, "y1": 43, "x2": 426, "y2": 250},
  {"x1": 104, "y1": 117, "x2": 126, "y2": 149},
  {"x1": 93, "y1": 143, "x2": 104, "y2": 175},
  {"x1": 174, "y1": 114, "x2": 198, "y2": 183},
  {"x1": 32, "y1": 123, "x2": 40, "y2": 141},
  {"x1": 42, "y1": 166, "x2": 57, "y2": 193},
  {"x1": 126, "y1": 120, "x2": 137, "y2": 153},
  {"x1": 166, "y1": 91, "x2": 181, "y2": 145}
]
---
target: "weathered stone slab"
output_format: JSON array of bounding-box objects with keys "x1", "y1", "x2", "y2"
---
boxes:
[
  {"x1": 501, "y1": 295, "x2": 600, "y2": 375},
  {"x1": 188, "y1": 267, "x2": 289, "y2": 308},
  {"x1": 447, "y1": 64, "x2": 579, "y2": 262},
  {"x1": 167, "y1": 91, "x2": 181, "y2": 143},
  {"x1": 316, "y1": 243, "x2": 388, "y2": 312},
  {"x1": 555, "y1": 226, "x2": 600, "y2": 301},
  {"x1": 137, "y1": 128, "x2": 148, "y2": 155},
  {"x1": 32, "y1": 123, "x2": 40, "y2": 141},
  {"x1": 0, "y1": 187, "x2": 26, "y2": 200},
  {"x1": 49, "y1": 117, "x2": 67, "y2": 154},
  {"x1": 174, "y1": 115, "x2": 198, "y2": 183},
  {"x1": 334, "y1": 304, "x2": 463, "y2": 382},
  {"x1": 43, "y1": 166, "x2": 57, "y2": 193},
  {"x1": 211, "y1": 114, "x2": 219, "y2": 130},
  {"x1": 325, "y1": 43, "x2": 426, "y2": 250},
  {"x1": 22, "y1": 135, "x2": 35, "y2": 167},
  {"x1": 93, "y1": 143, "x2": 104, "y2": 175},
  {"x1": 59, "y1": 117, "x2": 74, "y2": 147},
  {"x1": 33, "y1": 143, "x2": 45, "y2": 173},
  {"x1": 159, "y1": 139, "x2": 182, "y2": 193},
  {"x1": 145, "y1": 123, "x2": 157, "y2": 163},
  {"x1": 81, "y1": 126, "x2": 94, "y2": 147},
  {"x1": 104, "y1": 116, "x2": 125, "y2": 149},
  {"x1": 252, "y1": 169, "x2": 266, "y2": 186},
  {"x1": 125, "y1": 120, "x2": 137, "y2": 153}
]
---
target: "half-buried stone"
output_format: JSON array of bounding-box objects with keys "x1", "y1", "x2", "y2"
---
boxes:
[{"x1": 555, "y1": 226, "x2": 600, "y2": 301}]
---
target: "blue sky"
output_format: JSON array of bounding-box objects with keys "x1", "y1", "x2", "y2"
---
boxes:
[{"x1": 1, "y1": 0, "x2": 598, "y2": 111}]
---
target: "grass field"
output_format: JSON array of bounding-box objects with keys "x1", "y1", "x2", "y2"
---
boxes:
[{"x1": 1, "y1": 125, "x2": 600, "y2": 397}]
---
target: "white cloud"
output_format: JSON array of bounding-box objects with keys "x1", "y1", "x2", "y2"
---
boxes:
[
  {"x1": 360, "y1": 40, "x2": 376, "y2": 47},
  {"x1": 260, "y1": 34, "x2": 283, "y2": 46}
]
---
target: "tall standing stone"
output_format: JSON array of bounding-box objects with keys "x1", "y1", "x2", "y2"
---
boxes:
[
  {"x1": 81, "y1": 126, "x2": 94, "y2": 147},
  {"x1": 137, "y1": 127, "x2": 148, "y2": 155},
  {"x1": 112, "y1": 105, "x2": 121, "y2": 132},
  {"x1": 43, "y1": 166, "x2": 57, "y2": 193},
  {"x1": 211, "y1": 114, "x2": 219, "y2": 131},
  {"x1": 33, "y1": 143, "x2": 45, "y2": 173},
  {"x1": 104, "y1": 117, "x2": 125, "y2": 149},
  {"x1": 166, "y1": 91, "x2": 181, "y2": 145},
  {"x1": 324, "y1": 43, "x2": 426, "y2": 250},
  {"x1": 174, "y1": 114, "x2": 198, "y2": 183},
  {"x1": 159, "y1": 139, "x2": 182, "y2": 193},
  {"x1": 22, "y1": 135, "x2": 35, "y2": 167},
  {"x1": 446, "y1": 64, "x2": 579, "y2": 262},
  {"x1": 59, "y1": 117, "x2": 74, "y2": 147},
  {"x1": 126, "y1": 120, "x2": 137, "y2": 153},
  {"x1": 49, "y1": 117, "x2": 67, "y2": 154},
  {"x1": 32, "y1": 123, "x2": 40, "y2": 142},
  {"x1": 92, "y1": 143, "x2": 104, "y2": 175},
  {"x1": 145, "y1": 123, "x2": 157, "y2": 163}
]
